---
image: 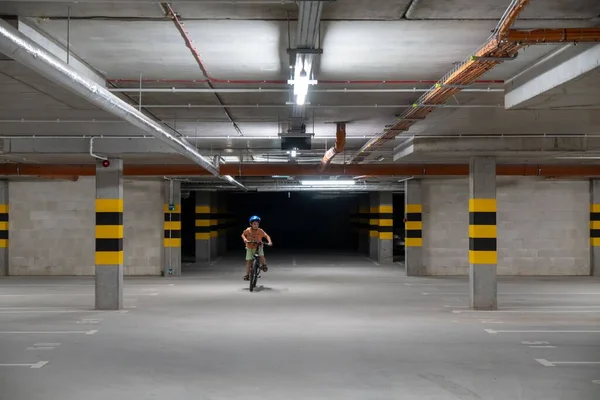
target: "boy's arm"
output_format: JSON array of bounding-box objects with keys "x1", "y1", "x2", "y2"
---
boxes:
[
  {"x1": 241, "y1": 229, "x2": 249, "y2": 243},
  {"x1": 263, "y1": 230, "x2": 273, "y2": 245}
]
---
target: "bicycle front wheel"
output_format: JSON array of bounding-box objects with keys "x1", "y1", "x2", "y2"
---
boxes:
[{"x1": 249, "y1": 260, "x2": 259, "y2": 292}]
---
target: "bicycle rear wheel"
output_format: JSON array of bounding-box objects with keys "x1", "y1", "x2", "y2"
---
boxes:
[{"x1": 249, "y1": 259, "x2": 259, "y2": 292}]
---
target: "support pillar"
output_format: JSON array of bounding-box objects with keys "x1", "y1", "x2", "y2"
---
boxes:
[
  {"x1": 217, "y1": 193, "x2": 227, "y2": 256},
  {"x1": 469, "y1": 157, "x2": 497, "y2": 310},
  {"x1": 405, "y1": 180, "x2": 423, "y2": 276},
  {"x1": 95, "y1": 159, "x2": 123, "y2": 310},
  {"x1": 0, "y1": 181, "x2": 8, "y2": 276},
  {"x1": 590, "y1": 180, "x2": 600, "y2": 276},
  {"x1": 369, "y1": 192, "x2": 393, "y2": 263},
  {"x1": 210, "y1": 192, "x2": 219, "y2": 257},
  {"x1": 195, "y1": 192, "x2": 212, "y2": 262},
  {"x1": 163, "y1": 180, "x2": 181, "y2": 276},
  {"x1": 358, "y1": 194, "x2": 369, "y2": 254}
]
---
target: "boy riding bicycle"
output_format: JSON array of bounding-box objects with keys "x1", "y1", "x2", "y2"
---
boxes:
[{"x1": 241, "y1": 215, "x2": 272, "y2": 281}]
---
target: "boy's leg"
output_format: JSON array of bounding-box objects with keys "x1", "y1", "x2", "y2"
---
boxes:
[
  {"x1": 244, "y1": 248, "x2": 253, "y2": 280},
  {"x1": 245, "y1": 260, "x2": 252, "y2": 277}
]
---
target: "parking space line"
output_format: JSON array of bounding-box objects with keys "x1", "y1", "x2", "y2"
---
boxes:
[
  {"x1": 530, "y1": 346, "x2": 556, "y2": 348},
  {"x1": 536, "y1": 359, "x2": 600, "y2": 367},
  {"x1": 485, "y1": 329, "x2": 600, "y2": 334},
  {"x1": 455, "y1": 310, "x2": 600, "y2": 314},
  {"x1": 26, "y1": 347, "x2": 55, "y2": 350},
  {"x1": 0, "y1": 293, "x2": 159, "y2": 297},
  {"x1": 0, "y1": 361, "x2": 49, "y2": 369},
  {"x1": 0, "y1": 330, "x2": 98, "y2": 335}
]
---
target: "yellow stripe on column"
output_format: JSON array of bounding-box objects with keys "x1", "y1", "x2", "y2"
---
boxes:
[
  {"x1": 96, "y1": 199, "x2": 123, "y2": 212},
  {"x1": 195, "y1": 205, "x2": 210, "y2": 213},
  {"x1": 0, "y1": 239, "x2": 7, "y2": 248},
  {"x1": 379, "y1": 232, "x2": 393, "y2": 240},
  {"x1": 469, "y1": 198, "x2": 496, "y2": 212},
  {"x1": 469, "y1": 250, "x2": 497, "y2": 264},
  {"x1": 0, "y1": 204, "x2": 8, "y2": 213},
  {"x1": 406, "y1": 204, "x2": 422, "y2": 213},
  {"x1": 591, "y1": 204, "x2": 600, "y2": 212},
  {"x1": 95, "y1": 251, "x2": 124, "y2": 265},
  {"x1": 405, "y1": 221, "x2": 422, "y2": 230},
  {"x1": 378, "y1": 205, "x2": 393, "y2": 213},
  {"x1": 591, "y1": 238, "x2": 600, "y2": 246},
  {"x1": 164, "y1": 238, "x2": 181, "y2": 247},
  {"x1": 405, "y1": 238, "x2": 422, "y2": 247},
  {"x1": 95, "y1": 225, "x2": 124, "y2": 239},
  {"x1": 195, "y1": 233, "x2": 210, "y2": 240},
  {"x1": 164, "y1": 221, "x2": 181, "y2": 230},
  {"x1": 469, "y1": 225, "x2": 497, "y2": 238},
  {"x1": 0, "y1": 221, "x2": 8, "y2": 231}
]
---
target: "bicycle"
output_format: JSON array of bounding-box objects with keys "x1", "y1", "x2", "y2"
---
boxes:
[{"x1": 247, "y1": 241, "x2": 270, "y2": 292}]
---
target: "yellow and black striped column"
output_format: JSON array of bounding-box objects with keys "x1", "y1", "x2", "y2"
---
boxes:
[
  {"x1": 195, "y1": 192, "x2": 215, "y2": 262},
  {"x1": 369, "y1": 192, "x2": 393, "y2": 263},
  {"x1": 469, "y1": 156, "x2": 497, "y2": 310},
  {"x1": 217, "y1": 193, "x2": 228, "y2": 256},
  {"x1": 405, "y1": 179, "x2": 423, "y2": 276},
  {"x1": 358, "y1": 195, "x2": 370, "y2": 254},
  {"x1": 163, "y1": 180, "x2": 181, "y2": 276},
  {"x1": 469, "y1": 199, "x2": 497, "y2": 265},
  {"x1": 210, "y1": 193, "x2": 219, "y2": 257},
  {"x1": 95, "y1": 159, "x2": 123, "y2": 310},
  {"x1": 590, "y1": 180, "x2": 600, "y2": 276},
  {"x1": 0, "y1": 181, "x2": 8, "y2": 276}
]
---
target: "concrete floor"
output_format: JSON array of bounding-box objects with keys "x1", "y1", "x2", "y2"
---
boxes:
[{"x1": 0, "y1": 253, "x2": 599, "y2": 399}]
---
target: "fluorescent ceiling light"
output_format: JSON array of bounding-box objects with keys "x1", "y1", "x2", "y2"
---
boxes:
[
  {"x1": 555, "y1": 156, "x2": 600, "y2": 160},
  {"x1": 291, "y1": 149, "x2": 297, "y2": 158},
  {"x1": 300, "y1": 180, "x2": 356, "y2": 186}
]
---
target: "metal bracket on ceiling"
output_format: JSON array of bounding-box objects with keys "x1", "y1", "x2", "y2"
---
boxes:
[{"x1": 286, "y1": 48, "x2": 324, "y2": 55}]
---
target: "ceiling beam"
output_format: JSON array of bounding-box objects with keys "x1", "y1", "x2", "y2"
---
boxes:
[{"x1": 2, "y1": 163, "x2": 600, "y2": 178}]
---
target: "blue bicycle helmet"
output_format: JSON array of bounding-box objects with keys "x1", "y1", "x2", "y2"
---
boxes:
[{"x1": 249, "y1": 215, "x2": 261, "y2": 223}]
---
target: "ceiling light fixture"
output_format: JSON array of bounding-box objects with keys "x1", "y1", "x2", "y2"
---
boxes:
[
  {"x1": 300, "y1": 180, "x2": 356, "y2": 186},
  {"x1": 291, "y1": 149, "x2": 297, "y2": 158}
]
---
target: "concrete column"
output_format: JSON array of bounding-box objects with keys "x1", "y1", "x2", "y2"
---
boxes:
[
  {"x1": 358, "y1": 194, "x2": 369, "y2": 254},
  {"x1": 369, "y1": 193, "x2": 379, "y2": 260},
  {"x1": 590, "y1": 180, "x2": 600, "y2": 276},
  {"x1": 369, "y1": 192, "x2": 393, "y2": 263},
  {"x1": 469, "y1": 157, "x2": 497, "y2": 310},
  {"x1": 95, "y1": 159, "x2": 123, "y2": 310},
  {"x1": 210, "y1": 192, "x2": 219, "y2": 257},
  {"x1": 163, "y1": 180, "x2": 181, "y2": 276},
  {"x1": 0, "y1": 181, "x2": 8, "y2": 276},
  {"x1": 405, "y1": 179, "x2": 423, "y2": 276},
  {"x1": 195, "y1": 192, "x2": 212, "y2": 262},
  {"x1": 217, "y1": 193, "x2": 227, "y2": 256}
]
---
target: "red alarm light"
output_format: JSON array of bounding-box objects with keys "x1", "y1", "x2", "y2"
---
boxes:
[{"x1": 102, "y1": 160, "x2": 110, "y2": 168}]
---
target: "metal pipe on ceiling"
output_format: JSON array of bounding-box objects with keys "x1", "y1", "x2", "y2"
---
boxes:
[
  {"x1": 137, "y1": 104, "x2": 502, "y2": 108},
  {"x1": 0, "y1": 18, "x2": 246, "y2": 190},
  {"x1": 108, "y1": 88, "x2": 504, "y2": 93},
  {"x1": 319, "y1": 122, "x2": 346, "y2": 170},
  {"x1": 161, "y1": 2, "x2": 243, "y2": 137},
  {"x1": 505, "y1": 28, "x2": 600, "y2": 44},
  {"x1": 107, "y1": 78, "x2": 505, "y2": 86},
  {"x1": 2, "y1": 163, "x2": 600, "y2": 178},
  {"x1": 349, "y1": 0, "x2": 531, "y2": 164}
]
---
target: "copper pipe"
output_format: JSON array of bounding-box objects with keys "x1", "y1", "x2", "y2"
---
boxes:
[
  {"x1": 2, "y1": 163, "x2": 600, "y2": 178},
  {"x1": 350, "y1": 0, "x2": 531, "y2": 163},
  {"x1": 505, "y1": 28, "x2": 600, "y2": 44},
  {"x1": 319, "y1": 122, "x2": 347, "y2": 171}
]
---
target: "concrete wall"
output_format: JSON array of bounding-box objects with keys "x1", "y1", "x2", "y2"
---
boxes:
[
  {"x1": 8, "y1": 177, "x2": 163, "y2": 276},
  {"x1": 422, "y1": 177, "x2": 590, "y2": 275}
]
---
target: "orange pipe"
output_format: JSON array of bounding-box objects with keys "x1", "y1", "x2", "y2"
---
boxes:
[
  {"x1": 319, "y1": 122, "x2": 347, "y2": 170},
  {"x1": 351, "y1": 0, "x2": 531, "y2": 162},
  {"x1": 2, "y1": 163, "x2": 600, "y2": 177},
  {"x1": 505, "y1": 28, "x2": 600, "y2": 44}
]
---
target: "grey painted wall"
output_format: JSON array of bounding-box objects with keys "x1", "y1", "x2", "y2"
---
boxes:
[
  {"x1": 8, "y1": 177, "x2": 163, "y2": 275},
  {"x1": 422, "y1": 177, "x2": 590, "y2": 275}
]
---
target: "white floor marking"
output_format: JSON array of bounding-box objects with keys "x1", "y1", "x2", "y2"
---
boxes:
[
  {"x1": 0, "y1": 293, "x2": 159, "y2": 297},
  {"x1": 0, "y1": 330, "x2": 98, "y2": 335},
  {"x1": 34, "y1": 343, "x2": 60, "y2": 346},
  {"x1": 530, "y1": 346, "x2": 556, "y2": 348},
  {"x1": 537, "y1": 359, "x2": 600, "y2": 367},
  {"x1": 486, "y1": 329, "x2": 600, "y2": 334},
  {"x1": 420, "y1": 292, "x2": 600, "y2": 296},
  {"x1": 522, "y1": 341, "x2": 549, "y2": 345},
  {"x1": 0, "y1": 310, "x2": 83, "y2": 314},
  {"x1": 455, "y1": 310, "x2": 600, "y2": 314},
  {"x1": 536, "y1": 359, "x2": 556, "y2": 367},
  {"x1": 76, "y1": 319, "x2": 102, "y2": 324},
  {"x1": 592, "y1": 380, "x2": 600, "y2": 384},
  {"x1": 404, "y1": 283, "x2": 412, "y2": 286},
  {"x1": 26, "y1": 347, "x2": 55, "y2": 350},
  {"x1": 422, "y1": 292, "x2": 429, "y2": 295},
  {"x1": 479, "y1": 319, "x2": 504, "y2": 324},
  {"x1": 0, "y1": 361, "x2": 49, "y2": 368},
  {"x1": 444, "y1": 305, "x2": 469, "y2": 308}
]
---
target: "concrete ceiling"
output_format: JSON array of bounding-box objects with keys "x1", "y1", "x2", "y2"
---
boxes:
[{"x1": 0, "y1": 0, "x2": 598, "y2": 182}]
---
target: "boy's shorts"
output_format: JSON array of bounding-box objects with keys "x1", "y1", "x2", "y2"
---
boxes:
[{"x1": 245, "y1": 247, "x2": 265, "y2": 261}]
